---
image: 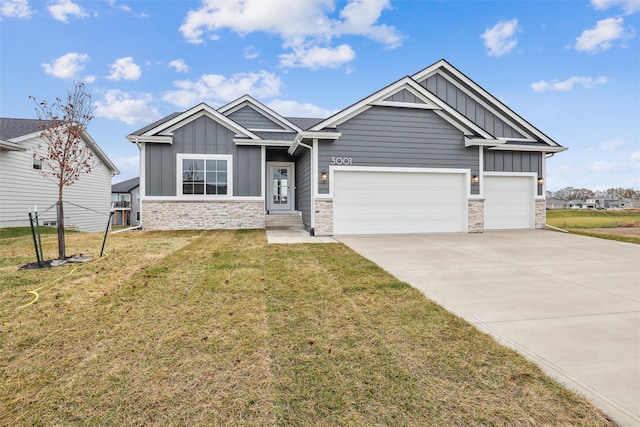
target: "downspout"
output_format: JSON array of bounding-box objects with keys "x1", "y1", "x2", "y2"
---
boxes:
[{"x1": 297, "y1": 139, "x2": 315, "y2": 235}]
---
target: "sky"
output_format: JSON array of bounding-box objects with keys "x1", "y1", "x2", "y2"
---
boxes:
[{"x1": 1, "y1": 0, "x2": 638, "y2": 191}]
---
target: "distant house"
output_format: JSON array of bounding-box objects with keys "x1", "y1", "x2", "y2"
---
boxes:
[
  {"x1": 546, "y1": 198, "x2": 567, "y2": 209},
  {"x1": 568, "y1": 200, "x2": 586, "y2": 209},
  {"x1": 585, "y1": 198, "x2": 618, "y2": 209},
  {"x1": 620, "y1": 198, "x2": 640, "y2": 209},
  {"x1": 111, "y1": 177, "x2": 140, "y2": 227},
  {"x1": 128, "y1": 59, "x2": 566, "y2": 235},
  {"x1": 0, "y1": 118, "x2": 119, "y2": 231}
]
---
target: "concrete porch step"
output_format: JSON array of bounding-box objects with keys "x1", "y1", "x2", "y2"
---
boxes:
[{"x1": 265, "y1": 212, "x2": 304, "y2": 231}]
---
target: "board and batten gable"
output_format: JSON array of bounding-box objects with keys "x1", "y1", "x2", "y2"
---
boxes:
[
  {"x1": 144, "y1": 115, "x2": 261, "y2": 197},
  {"x1": 316, "y1": 106, "x2": 479, "y2": 194},
  {"x1": 0, "y1": 135, "x2": 113, "y2": 231},
  {"x1": 419, "y1": 73, "x2": 526, "y2": 139},
  {"x1": 227, "y1": 105, "x2": 288, "y2": 130}
]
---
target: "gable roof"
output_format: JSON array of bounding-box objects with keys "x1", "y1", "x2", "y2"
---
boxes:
[
  {"x1": 308, "y1": 59, "x2": 565, "y2": 153},
  {"x1": 126, "y1": 102, "x2": 260, "y2": 143},
  {"x1": 412, "y1": 59, "x2": 563, "y2": 149},
  {"x1": 0, "y1": 117, "x2": 120, "y2": 173},
  {"x1": 219, "y1": 95, "x2": 304, "y2": 133},
  {"x1": 111, "y1": 177, "x2": 139, "y2": 193}
]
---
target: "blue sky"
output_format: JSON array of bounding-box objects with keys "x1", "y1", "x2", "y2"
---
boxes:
[{"x1": 1, "y1": 0, "x2": 638, "y2": 191}]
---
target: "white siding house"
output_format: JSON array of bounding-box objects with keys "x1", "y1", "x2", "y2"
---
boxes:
[{"x1": 0, "y1": 118, "x2": 119, "y2": 231}]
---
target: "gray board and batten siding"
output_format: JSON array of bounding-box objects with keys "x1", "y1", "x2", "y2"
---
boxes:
[
  {"x1": 316, "y1": 106, "x2": 480, "y2": 194},
  {"x1": 419, "y1": 73, "x2": 526, "y2": 139},
  {"x1": 227, "y1": 106, "x2": 288, "y2": 131},
  {"x1": 294, "y1": 148, "x2": 312, "y2": 229},
  {"x1": 144, "y1": 115, "x2": 261, "y2": 197}
]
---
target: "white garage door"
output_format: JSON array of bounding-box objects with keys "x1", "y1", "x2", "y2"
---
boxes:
[
  {"x1": 484, "y1": 175, "x2": 534, "y2": 230},
  {"x1": 332, "y1": 170, "x2": 467, "y2": 235}
]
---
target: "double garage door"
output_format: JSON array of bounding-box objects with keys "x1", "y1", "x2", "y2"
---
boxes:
[
  {"x1": 332, "y1": 170, "x2": 535, "y2": 234},
  {"x1": 332, "y1": 170, "x2": 467, "y2": 235}
]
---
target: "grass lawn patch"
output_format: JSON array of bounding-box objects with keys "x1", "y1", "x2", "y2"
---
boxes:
[
  {"x1": 0, "y1": 230, "x2": 614, "y2": 425},
  {"x1": 546, "y1": 209, "x2": 640, "y2": 244}
]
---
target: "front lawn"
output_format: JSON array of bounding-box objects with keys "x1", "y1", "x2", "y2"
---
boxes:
[{"x1": 0, "y1": 229, "x2": 613, "y2": 425}]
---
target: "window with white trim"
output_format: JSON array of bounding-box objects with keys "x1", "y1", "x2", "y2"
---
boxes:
[
  {"x1": 177, "y1": 154, "x2": 232, "y2": 197},
  {"x1": 32, "y1": 158, "x2": 41, "y2": 170}
]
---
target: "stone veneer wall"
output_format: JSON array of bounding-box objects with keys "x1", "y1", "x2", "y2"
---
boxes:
[
  {"x1": 535, "y1": 199, "x2": 546, "y2": 229},
  {"x1": 468, "y1": 198, "x2": 485, "y2": 233},
  {"x1": 142, "y1": 200, "x2": 265, "y2": 230},
  {"x1": 314, "y1": 198, "x2": 333, "y2": 236}
]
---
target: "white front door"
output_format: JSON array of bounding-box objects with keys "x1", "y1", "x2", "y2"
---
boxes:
[{"x1": 267, "y1": 163, "x2": 294, "y2": 213}]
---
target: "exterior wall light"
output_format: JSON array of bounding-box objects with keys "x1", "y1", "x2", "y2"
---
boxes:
[
  {"x1": 537, "y1": 177, "x2": 544, "y2": 185},
  {"x1": 471, "y1": 175, "x2": 479, "y2": 185},
  {"x1": 320, "y1": 169, "x2": 328, "y2": 183}
]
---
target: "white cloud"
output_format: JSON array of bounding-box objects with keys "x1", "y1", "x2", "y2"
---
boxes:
[
  {"x1": 481, "y1": 18, "x2": 519, "y2": 57},
  {"x1": 111, "y1": 155, "x2": 140, "y2": 178},
  {"x1": 169, "y1": 59, "x2": 189, "y2": 73},
  {"x1": 279, "y1": 43, "x2": 355, "y2": 69},
  {"x1": 598, "y1": 138, "x2": 625, "y2": 151},
  {"x1": 531, "y1": 75, "x2": 608, "y2": 91},
  {"x1": 48, "y1": 0, "x2": 88, "y2": 22},
  {"x1": 591, "y1": 0, "x2": 640, "y2": 14},
  {"x1": 266, "y1": 99, "x2": 337, "y2": 118},
  {"x1": 95, "y1": 89, "x2": 161, "y2": 125},
  {"x1": 1, "y1": 0, "x2": 32, "y2": 18},
  {"x1": 162, "y1": 71, "x2": 283, "y2": 108},
  {"x1": 575, "y1": 17, "x2": 634, "y2": 53},
  {"x1": 630, "y1": 150, "x2": 640, "y2": 162},
  {"x1": 42, "y1": 52, "x2": 90, "y2": 79},
  {"x1": 244, "y1": 46, "x2": 259, "y2": 60},
  {"x1": 587, "y1": 161, "x2": 624, "y2": 173},
  {"x1": 107, "y1": 57, "x2": 142, "y2": 81},
  {"x1": 178, "y1": 0, "x2": 402, "y2": 69}
]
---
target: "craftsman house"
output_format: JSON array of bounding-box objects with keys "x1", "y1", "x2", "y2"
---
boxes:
[
  {"x1": 0, "y1": 118, "x2": 119, "y2": 231},
  {"x1": 127, "y1": 59, "x2": 566, "y2": 235}
]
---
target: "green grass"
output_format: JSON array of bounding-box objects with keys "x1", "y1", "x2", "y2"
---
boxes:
[
  {"x1": 0, "y1": 230, "x2": 614, "y2": 426},
  {"x1": 546, "y1": 209, "x2": 640, "y2": 228},
  {"x1": 0, "y1": 226, "x2": 59, "y2": 240}
]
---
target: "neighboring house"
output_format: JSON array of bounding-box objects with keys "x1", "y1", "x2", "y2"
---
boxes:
[
  {"x1": 546, "y1": 198, "x2": 567, "y2": 209},
  {"x1": 620, "y1": 198, "x2": 640, "y2": 209},
  {"x1": 111, "y1": 177, "x2": 140, "y2": 227},
  {"x1": 568, "y1": 200, "x2": 587, "y2": 209},
  {"x1": 585, "y1": 198, "x2": 618, "y2": 209},
  {"x1": 0, "y1": 118, "x2": 119, "y2": 231},
  {"x1": 128, "y1": 59, "x2": 566, "y2": 235}
]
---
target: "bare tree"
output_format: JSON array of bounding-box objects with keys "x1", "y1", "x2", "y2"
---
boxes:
[{"x1": 30, "y1": 82, "x2": 98, "y2": 261}]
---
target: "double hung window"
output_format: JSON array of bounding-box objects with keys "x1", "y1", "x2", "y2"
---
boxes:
[{"x1": 177, "y1": 154, "x2": 232, "y2": 197}]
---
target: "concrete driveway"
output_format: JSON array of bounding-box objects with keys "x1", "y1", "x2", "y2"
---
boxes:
[{"x1": 337, "y1": 230, "x2": 640, "y2": 427}]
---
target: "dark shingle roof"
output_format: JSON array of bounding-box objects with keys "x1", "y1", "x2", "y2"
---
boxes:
[
  {"x1": 0, "y1": 118, "x2": 47, "y2": 140},
  {"x1": 128, "y1": 112, "x2": 183, "y2": 137},
  {"x1": 111, "y1": 177, "x2": 139, "y2": 193},
  {"x1": 285, "y1": 117, "x2": 325, "y2": 130}
]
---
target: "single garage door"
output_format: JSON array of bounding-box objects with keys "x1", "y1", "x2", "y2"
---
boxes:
[
  {"x1": 333, "y1": 170, "x2": 467, "y2": 234},
  {"x1": 484, "y1": 175, "x2": 534, "y2": 230}
]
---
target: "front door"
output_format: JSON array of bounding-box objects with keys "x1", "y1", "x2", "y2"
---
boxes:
[{"x1": 267, "y1": 163, "x2": 294, "y2": 213}]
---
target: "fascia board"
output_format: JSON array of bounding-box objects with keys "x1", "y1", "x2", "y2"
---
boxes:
[
  {"x1": 220, "y1": 95, "x2": 303, "y2": 132},
  {"x1": 234, "y1": 139, "x2": 292, "y2": 147},
  {"x1": 488, "y1": 144, "x2": 567, "y2": 153},
  {"x1": 0, "y1": 139, "x2": 26, "y2": 150},
  {"x1": 126, "y1": 135, "x2": 171, "y2": 143},
  {"x1": 415, "y1": 62, "x2": 561, "y2": 147}
]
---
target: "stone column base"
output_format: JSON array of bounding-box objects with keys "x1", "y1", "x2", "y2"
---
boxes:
[
  {"x1": 468, "y1": 198, "x2": 485, "y2": 233},
  {"x1": 314, "y1": 198, "x2": 333, "y2": 236}
]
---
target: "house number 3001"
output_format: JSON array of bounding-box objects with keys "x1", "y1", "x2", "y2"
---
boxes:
[{"x1": 330, "y1": 157, "x2": 353, "y2": 165}]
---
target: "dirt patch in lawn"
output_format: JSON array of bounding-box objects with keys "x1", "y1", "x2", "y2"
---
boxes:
[{"x1": 581, "y1": 227, "x2": 640, "y2": 237}]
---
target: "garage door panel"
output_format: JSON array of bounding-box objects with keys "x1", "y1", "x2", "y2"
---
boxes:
[
  {"x1": 333, "y1": 171, "x2": 467, "y2": 235},
  {"x1": 484, "y1": 176, "x2": 534, "y2": 230}
]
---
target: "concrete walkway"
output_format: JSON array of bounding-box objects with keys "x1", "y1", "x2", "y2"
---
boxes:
[{"x1": 337, "y1": 230, "x2": 640, "y2": 427}]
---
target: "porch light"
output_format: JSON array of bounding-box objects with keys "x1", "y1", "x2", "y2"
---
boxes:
[
  {"x1": 537, "y1": 177, "x2": 544, "y2": 185},
  {"x1": 471, "y1": 175, "x2": 479, "y2": 185},
  {"x1": 320, "y1": 169, "x2": 328, "y2": 183}
]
